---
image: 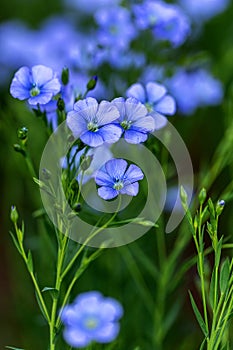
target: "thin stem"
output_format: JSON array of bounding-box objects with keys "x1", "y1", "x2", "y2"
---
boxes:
[
  {"x1": 49, "y1": 233, "x2": 69, "y2": 350},
  {"x1": 25, "y1": 153, "x2": 37, "y2": 178},
  {"x1": 16, "y1": 227, "x2": 50, "y2": 323},
  {"x1": 55, "y1": 248, "x2": 102, "y2": 330},
  {"x1": 61, "y1": 197, "x2": 122, "y2": 281}
]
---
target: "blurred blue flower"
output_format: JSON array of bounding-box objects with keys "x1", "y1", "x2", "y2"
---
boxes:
[
  {"x1": 67, "y1": 97, "x2": 122, "y2": 147},
  {"x1": 94, "y1": 6, "x2": 137, "y2": 50},
  {"x1": 179, "y1": 0, "x2": 230, "y2": 22},
  {"x1": 10, "y1": 65, "x2": 61, "y2": 105},
  {"x1": 111, "y1": 97, "x2": 155, "y2": 143},
  {"x1": 64, "y1": 0, "x2": 121, "y2": 14},
  {"x1": 95, "y1": 158, "x2": 144, "y2": 200},
  {"x1": 61, "y1": 291, "x2": 123, "y2": 347},
  {"x1": 167, "y1": 69, "x2": 223, "y2": 115},
  {"x1": 133, "y1": 0, "x2": 190, "y2": 47},
  {"x1": 0, "y1": 21, "x2": 40, "y2": 84},
  {"x1": 61, "y1": 144, "x2": 113, "y2": 185},
  {"x1": 126, "y1": 82, "x2": 176, "y2": 129}
]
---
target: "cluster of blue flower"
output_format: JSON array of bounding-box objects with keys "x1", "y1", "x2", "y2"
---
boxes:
[{"x1": 2, "y1": 0, "x2": 227, "y2": 116}]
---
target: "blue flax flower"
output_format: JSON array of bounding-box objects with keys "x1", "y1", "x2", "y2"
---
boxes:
[
  {"x1": 179, "y1": 0, "x2": 229, "y2": 22},
  {"x1": 126, "y1": 82, "x2": 176, "y2": 130},
  {"x1": 61, "y1": 291, "x2": 123, "y2": 348},
  {"x1": 94, "y1": 6, "x2": 137, "y2": 50},
  {"x1": 95, "y1": 158, "x2": 144, "y2": 200},
  {"x1": 10, "y1": 65, "x2": 61, "y2": 105},
  {"x1": 111, "y1": 97, "x2": 155, "y2": 143},
  {"x1": 167, "y1": 69, "x2": 223, "y2": 115},
  {"x1": 67, "y1": 97, "x2": 122, "y2": 147},
  {"x1": 133, "y1": 0, "x2": 190, "y2": 47}
]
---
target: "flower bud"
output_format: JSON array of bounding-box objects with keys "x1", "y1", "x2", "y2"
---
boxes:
[
  {"x1": 80, "y1": 155, "x2": 93, "y2": 171},
  {"x1": 86, "y1": 76, "x2": 98, "y2": 91},
  {"x1": 198, "y1": 188, "x2": 206, "y2": 205},
  {"x1": 61, "y1": 67, "x2": 69, "y2": 85},
  {"x1": 73, "y1": 203, "x2": 82, "y2": 212},
  {"x1": 216, "y1": 199, "x2": 225, "y2": 215},
  {"x1": 17, "y1": 126, "x2": 28, "y2": 140},
  {"x1": 42, "y1": 168, "x2": 51, "y2": 180},
  {"x1": 57, "y1": 97, "x2": 65, "y2": 111},
  {"x1": 10, "y1": 205, "x2": 19, "y2": 223}
]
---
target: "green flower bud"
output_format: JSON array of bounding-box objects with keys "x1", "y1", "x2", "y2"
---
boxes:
[
  {"x1": 216, "y1": 200, "x2": 225, "y2": 216},
  {"x1": 10, "y1": 205, "x2": 19, "y2": 223},
  {"x1": 57, "y1": 97, "x2": 65, "y2": 111},
  {"x1": 42, "y1": 168, "x2": 51, "y2": 180},
  {"x1": 80, "y1": 154, "x2": 93, "y2": 171},
  {"x1": 61, "y1": 67, "x2": 69, "y2": 85},
  {"x1": 198, "y1": 188, "x2": 207, "y2": 205},
  {"x1": 17, "y1": 126, "x2": 28, "y2": 140},
  {"x1": 73, "y1": 203, "x2": 82, "y2": 212},
  {"x1": 86, "y1": 76, "x2": 98, "y2": 91}
]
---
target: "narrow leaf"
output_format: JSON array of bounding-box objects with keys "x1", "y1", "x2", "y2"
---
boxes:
[
  {"x1": 5, "y1": 346, "x2": 25, "y2": 350},
  {"x1": 35, "y1": 290, "x2": 48, "y2": 321},
  {"x1": 9, "y1": 231, "x2": 22, "y2": 255},
  {"x1": 27, "y1": 250, "x2": 33, "y2": 273},
  {"x1": 42, "y1": 287, "x2": 59, "y2": 299},
  {"x1": 220, "y1": 258, "x2": 230, "y2": 294},
  {"x1": 189, "y1": 291, "x2": 208, "y2": 337},
  {"x1": 199, "y1": 338, "x2": 207, "y2": 350},
  {"x1": 215, "y1": 236, "x2": 223, "y2": 267},
  {"x1": 209, "y1": 269, "x2": 216, "y2": 310}
]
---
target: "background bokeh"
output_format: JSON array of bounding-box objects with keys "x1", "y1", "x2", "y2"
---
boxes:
[{"x1": 1, "y1": 0, "x2": 233, "y2": 349}]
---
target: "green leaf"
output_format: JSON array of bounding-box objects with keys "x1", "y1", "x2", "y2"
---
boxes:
[
  {"x1": 42, "y1": 287, "x2": 59, "y2": 299},
  {"x1": 35, "y1": 290, "x2": 48, "y2": 321},
  {"x1": 9, "y1": 231, "x2": 22, "y2": 255},
  {"x1": 215, "y1": 236, "x2": 223, "y2": 267},
  {"x1": 27, "y1": 250, "x2": 33, "y2": 273},
  {"x1": 5, "y1": 346, "x2": 25, "y2": 350},
  {"x1": 220, "y1": 258, "x2": 230, "y2": 294},
  {"x1": 207, "y1": 222, "x2": 213, "y2": 237},
  {"x1": 209, "y1": 269, "x2": 216, "y2": 310},
  {"x1": 163, "y1": 300, "x2": 181, "y2": 334},
  {"x1": 199, "y1": 338, "x2": 207, "y2": 350},
  {"x1": 33, "y1": 177, "x2": 55, "y2": 198},
  {"x1": 189, "y1": 291, "x2": 208, "y2": 338},
  {"x1": 208, "y1": 198, "x2": 215, "y2": 220}
]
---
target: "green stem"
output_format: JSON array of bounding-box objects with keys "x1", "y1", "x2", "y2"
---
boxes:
[
  {"x1": 16, "y1": 227, "x2": 50, "y2": 323},
  {"x1": 25, "y1": 153, "x2": 37, "y2": 178},
  {"x1": 61, "y1": 197, "x2": 122, "y2": 281},
  {"x1": 55, "y1": 248, "x2": 102, "y2": 330},
  {"x1": 49, "y1": 233, "x2": 69, "y2": 350}
]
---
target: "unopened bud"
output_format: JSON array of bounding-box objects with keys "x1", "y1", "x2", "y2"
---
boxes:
[
  {"x1": 216, "y1": 199, "x2": 225, "y2": 216},
  {"x1": 198, "y1": 188, "x2": 206, "y2": 205},
  {"x1": 86, "y1": 75, "x2": 98, "y2": 91},
  {"x1": 61, "y1": 67, "x2": 69, "y2": 85},
  {"x1": 73, "y1": 203, "x2": 82, "y2": 212},
  {"x1": 80, "y1": 155, "x2": 93, "y2": 171},
  {"x1": 10, "y1": 205, "x2": 19, "y2": 223},
  {"x1": 42, "y1": 168, "x2": 51, "y2": 180},
  {"x1": 17, "y1": 127, "x2": 28, "y2": 140},
  {"x1": 57, "y1": 97, "x2": 65, "y2": 111}
]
